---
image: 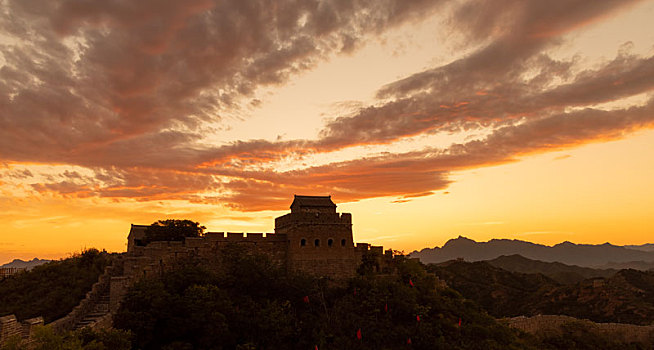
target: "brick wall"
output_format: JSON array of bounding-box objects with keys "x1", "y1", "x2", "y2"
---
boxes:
[
  {"x1": 0, "y1": 314, "x2": 43, "y2": 347},
  {"x1": 124, "y1": 233, "x2": 292, "y2": 279}
]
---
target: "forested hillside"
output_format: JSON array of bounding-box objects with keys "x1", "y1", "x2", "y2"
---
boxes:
[
  {"x1": 113, "y1": 246, "x2": 531, "y2": 350},
  {"x1": 0, "y1": 249, "x2": 114, "y2": 322},
  {"x1": 487, "y1": 255, "x2": 615, "y2": 284}
]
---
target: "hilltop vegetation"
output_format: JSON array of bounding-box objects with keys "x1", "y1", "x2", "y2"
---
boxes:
[
  {"x1": 427, "y1": 260, "x2": 561, "y2": 317},
  {"x1": 0, "y1": 249, "x2": 113, "y2": 323},
  {"x1": 113, "y1": 245, "x2": 530, "y2": 350},
  {"x1": 429, "y1": 260, "x2": 654, "y2": 325},
  {"x1": 539, "y1": 269, "x2": 654, "y2": 324}
]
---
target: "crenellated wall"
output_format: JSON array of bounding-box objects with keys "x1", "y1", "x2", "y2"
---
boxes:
[{"x1": 123, "y1": 233, "x2": 292, "y2": 285}]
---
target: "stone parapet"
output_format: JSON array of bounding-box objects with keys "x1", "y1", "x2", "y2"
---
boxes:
[
  {"x1": 0, "y1": 315, "x2": 43, "y2": 347},
  {"x1": 0, "y1": 267, "x2": 26, "y2": 278},
  {"x1": 504, "y1": 315, "x2": 654, "y2": 345},
  {"x1": 0, "y1": 315, "x2": 21, "y2": 344},
  {"x1": 20, "y1": 317, "x2": 43, "y2": 340}
]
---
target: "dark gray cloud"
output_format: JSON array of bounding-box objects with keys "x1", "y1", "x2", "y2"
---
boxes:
[{"x1": 0, "y1": 0, "x2": 445, "y2": 165}]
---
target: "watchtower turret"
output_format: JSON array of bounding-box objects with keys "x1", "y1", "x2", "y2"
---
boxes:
[{"x1": 275, "y1": 195, "x2": 357, "y2": 278}]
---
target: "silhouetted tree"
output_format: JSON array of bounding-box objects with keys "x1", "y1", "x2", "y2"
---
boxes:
[{"x1": 142, "y1": 219, "x2": 206, "y2": 244}]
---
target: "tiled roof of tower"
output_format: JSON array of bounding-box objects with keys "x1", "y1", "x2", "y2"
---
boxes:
[
  {"x1": 290, "y1": 195, "x2": 336, "y2": 209},
  {"x1": 129, "y1": 224, "x2": 149, "y2": 233}
]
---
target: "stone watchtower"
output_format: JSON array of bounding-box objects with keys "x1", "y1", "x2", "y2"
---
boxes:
[{"x1": 275, "y1": 195, "x2": 358, "y2": 278}]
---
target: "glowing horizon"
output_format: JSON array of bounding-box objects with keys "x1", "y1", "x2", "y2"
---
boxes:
[{"x1": 1, "y1": 0, "x2": 654, "y2": 264}]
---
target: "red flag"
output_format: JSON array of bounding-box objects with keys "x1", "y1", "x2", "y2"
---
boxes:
[
  {"x1": 458, "y1": 318, "x2": 462, "y2": 327},
  {"x1": 303, "y1": 295, "x2": 310, "y2": 304},
  {"x1": 416, "y1": 315, "x2": 420, "y2": 322},
  {"x1": 407, "y1": 337, "x2": 412, "y2": 345},
  {"x1": 384, "y1": 303, "x2": 388, "y2": 313},
  {"x1": 409, "y1": 279, "x2": 414, "y2": 287},
  {"x1": 356, "y1": 328, "x2": 362, "y2": 340}
]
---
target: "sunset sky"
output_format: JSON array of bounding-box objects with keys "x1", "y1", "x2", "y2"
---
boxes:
[{"x1": 1, "y1": 0, "x2": 654, "y2": 264}]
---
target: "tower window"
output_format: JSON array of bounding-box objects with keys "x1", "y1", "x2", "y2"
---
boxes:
[
  {"x1": 341, "y1": 239, "x2": 346, "y2": 247},
  {"x1": 300, "y1": 238, "x2": 307, "y2": 247},
  {"x1": 314, "y1": 239, "x2": 320, "y2": 247},
  {"x1": 328, "y1": 238, "x2": 334, "y2": 247}
]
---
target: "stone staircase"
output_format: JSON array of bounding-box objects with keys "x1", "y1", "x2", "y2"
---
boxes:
[
  {"x1": 50, "y1": 257, "x2": 125, "y2": 332},
  {"x1": 72, "y1": 293, "x2": 110, "y2": 330}
]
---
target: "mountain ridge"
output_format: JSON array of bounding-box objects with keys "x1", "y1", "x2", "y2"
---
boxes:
[
  {"x1": 1, "y1": 258, "x2": 51, "y2": 270},
  {"x1": 412, "y1": 236, "x2": 654, "y2": 268},
  {"x1": 486, "y1": 254, "x2": 616, "y2": 284}
]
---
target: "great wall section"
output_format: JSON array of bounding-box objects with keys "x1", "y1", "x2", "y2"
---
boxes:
[
  {"x1": 2, "y1": 195, "x2": 654, "y2": 347},
  {"x1": 1, "y1": 196, "x2": 395, "y2": 346},
  {"x1": 503, "y1": 315, "x2": 654, "y2": 346}
]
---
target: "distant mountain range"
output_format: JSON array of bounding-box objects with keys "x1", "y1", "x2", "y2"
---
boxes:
[
  {"x1": 411, "y1": 236, "x2": 654, "y2": 269},
  {"x1": 624, "y1": 243, "x2": 654, "y2": 252},
  {"x1": 1, "y1": 258, "x2": 51, "y2": 270}
]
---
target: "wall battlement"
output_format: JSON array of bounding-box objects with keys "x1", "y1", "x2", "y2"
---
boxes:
[
  {"x1": 128, "y1": 226, "x2": 289, "y2": 251},
  {"x1": 127, "y1": 196, "x2": 370, "y2": 280},
  {"x1": 275, "y1": 212, "x2": 352, "y2": 230}
]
